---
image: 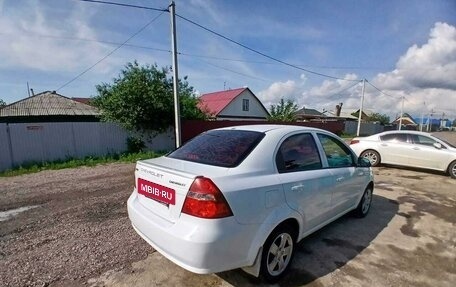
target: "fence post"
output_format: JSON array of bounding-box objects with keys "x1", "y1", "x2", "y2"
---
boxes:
[{"x1": 6, "y1": 123, "x2": 15, "y2": 168}]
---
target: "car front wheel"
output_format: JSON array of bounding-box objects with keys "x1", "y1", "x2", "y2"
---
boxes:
[
  {"x1": 449, "y1": 161, "x2": 456, "y2": 179},
  {"x1": 260, "y1": 226, "x2": 296, "y2": 283},
  {"x1": 360, "y1": 150, "x2": 381, "y2": 167}
]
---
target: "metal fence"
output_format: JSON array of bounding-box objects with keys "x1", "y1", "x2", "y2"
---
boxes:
[
  {"x1": 344, "y1": 121, "x2": 384, "y2": 136},
  {"x1": 0, "y1": 122, "x2": 174, "y2": 172}
]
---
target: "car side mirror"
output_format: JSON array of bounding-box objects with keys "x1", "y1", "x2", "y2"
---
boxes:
[
  {"x1": 433, "y1": 142, "x2": 442, "y2": 149},
  {"x1": 358, "y1": 157, "x2": 371, "y2": 168}
]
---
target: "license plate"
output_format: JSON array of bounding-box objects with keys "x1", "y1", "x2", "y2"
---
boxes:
[{"x1": 137, "y1": 178, "x2": 176, "y2": 205}]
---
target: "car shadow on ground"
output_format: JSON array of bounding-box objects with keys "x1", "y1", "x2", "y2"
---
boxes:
[
  {"x1": 377, "y1": 165, "x2": 449, "y2": 178},
  {"x1": 216, "y1": 194, "x2": 398, "y2": 287}
]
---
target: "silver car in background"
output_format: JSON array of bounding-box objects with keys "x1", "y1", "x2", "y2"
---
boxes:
[{"x1": 350, "y1": 130, "x2": 456, "y2": 178}]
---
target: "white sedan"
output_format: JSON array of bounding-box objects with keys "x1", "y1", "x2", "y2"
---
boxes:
[
  {"x1": 127, "y1": 125, "x2": 374, "y2": 282},
  {"x1": 350, "y1": 130, "x2": 456, "y2": 178}
]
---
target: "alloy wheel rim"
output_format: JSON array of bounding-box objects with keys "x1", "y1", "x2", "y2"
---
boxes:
[
  {"x1": 362, "y1": 189, "x2": 372, "y2": 214},
  {"x1": 267, "y1": 233, "x2": 293, "y2": 276},
  {"x1": 363, "y1": 152, "x2": 377, "y2": 165}
]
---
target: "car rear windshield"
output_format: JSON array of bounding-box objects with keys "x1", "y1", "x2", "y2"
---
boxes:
[{"x1": 167, "y1": 130, "x2": 265, "y2": 167}]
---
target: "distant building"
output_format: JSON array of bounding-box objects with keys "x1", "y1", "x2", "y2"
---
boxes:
[
  {"x1": 413, "y1": 116, "x2": 451, "y2": 131},
  {"x1": 198, "y1": 87, "x2": 269, "y2": 120},
  {"x1": 323, "y1": 108, "x2": 371, "y2": 121},
  {"x1": 392, "y1": 113, "x2": 418, "y2": 127},
  {"x1": 295, "y1": 107, "x2": 326, "y2": 121},
  {"x1": 0, "y1": 91, "x2": 99, "y2": 123}
]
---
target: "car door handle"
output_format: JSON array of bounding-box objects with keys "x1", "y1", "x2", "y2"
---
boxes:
[
  {"x1": 380, "y1": 143, "x2": 388, "y2": 147},
  {"x1": 336, "y1": 176, "x2": 344, "y2": 182},
  {"x1": 412, "y1": 147, "x2": 420, "y2": 150},
  {"x1": 291, "y1": 184, "x2": 305, "y2": 192}
]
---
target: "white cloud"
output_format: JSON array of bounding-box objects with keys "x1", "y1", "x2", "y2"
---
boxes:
[
  {"x1": 258, "y1": 80, "x2": 299, "y2": 109},
  {"x1": 259, "y1": 73, "x2": 361, "y2": 112},
  {"x1": 370, "y1": 22, "x2": 456, "y2": 118},
  {"x1": 0, "y1": 1, "x2": 123, "y2": 73},
  {"x1": 258, "y1": 22, "x2": 456, "y2": 120}
]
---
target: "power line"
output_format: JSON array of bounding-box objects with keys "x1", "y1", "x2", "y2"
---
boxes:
[
  {"x1": 366, "y1": 81, "x2": 400, "y2": 99},
  {"x1": 0, "y1": 31, "x2": 395, "y2": 71},
  {"x1": 194, "y1": 58, "x2": 270, "y2": 82},
  {"x1": 175, "y1": 14, "x2": 360, "y2": 82},
  {"x1": 0, "y1": 32, "x2": 172, "y2": 53},
  {"x1": 325, "y1": 80, "x2": 362, "y2": 100},
  {"x1": 56, "y1": 11, "x2": 165, "y2": 91},
  {"x1": 75, "y1": 0, "x2": 167, "y2": 12}
]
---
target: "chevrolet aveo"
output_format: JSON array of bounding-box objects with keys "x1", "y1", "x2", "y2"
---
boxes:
[{"x1": 127, "y1": 125, "x2": 374, "y2": 282}]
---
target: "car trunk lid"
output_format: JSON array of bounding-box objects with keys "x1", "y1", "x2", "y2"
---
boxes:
[{"x1": 135, "y1": 160, "x2": 197, "y2": 223}]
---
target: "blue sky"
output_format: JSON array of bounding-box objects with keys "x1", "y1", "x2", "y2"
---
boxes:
[{"x1": 0, "y1": 0, "x2": 455, "y2": 120}]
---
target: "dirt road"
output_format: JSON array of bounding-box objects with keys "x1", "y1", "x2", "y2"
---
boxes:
[{"x1": 1, "y1": 161, "x2": 455, "y2": 286}]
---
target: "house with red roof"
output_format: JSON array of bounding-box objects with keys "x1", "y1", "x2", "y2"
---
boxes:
[{"x1": 198, "y1": 87, "x2": 269, "y2": 120}]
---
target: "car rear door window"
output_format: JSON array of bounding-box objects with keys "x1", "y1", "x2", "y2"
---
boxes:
[
  {"x1": 380, "y1": 133, "x2": 408, "y2": 143},
  {"x1": 167, "y1": 130, "x2": 265, "y2": 167},
  {"x1": 317, "y1": 134, "x2": 355, "y2": 168},
  {"x1": 276, "y1": 133, "x2": 322, "y2": 173}
]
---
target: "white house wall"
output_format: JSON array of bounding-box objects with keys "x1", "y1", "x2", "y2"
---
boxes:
[{"x1": 218, "y1": 90, "x2": 268, "y2": 119}]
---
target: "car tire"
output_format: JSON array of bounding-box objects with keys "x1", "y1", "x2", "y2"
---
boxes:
[
  {"x1": 360, "y1": 150, "x2": 381, "y2": 167},
  {"x1": 259, "y1": 225, "x2": 296, "y2": 283},
  {"x1": 354, "y1": 186, "x2": 373, "y2": 218},
  {"x1": 448, "y1": 161, "x2": 456, "y2": 179}
]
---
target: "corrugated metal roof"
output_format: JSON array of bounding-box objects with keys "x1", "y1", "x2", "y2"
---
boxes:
[
  {"x1": 296, "y1": 108, "x2": 325, "y2": 116},
  {"x1": 197, "y1": 87, "x2": 246, "y2": 116},
  {"x1": 0, "y1": 91, "x2": 99, "y2": 117}
]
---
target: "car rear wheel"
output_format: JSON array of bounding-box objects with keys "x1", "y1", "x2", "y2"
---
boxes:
[
  {"x1": 260, "y1": 226, "x2": 296, "y2": 283},
  {"x1": 449, "y1": 161, "x2": 456, "y2": 179},
  {"x1": 354, "y1": 186, "x2": 373, "y2": 218},
  {"x1": 360, "y1": 150, "x2": 381, "y2": 167}
]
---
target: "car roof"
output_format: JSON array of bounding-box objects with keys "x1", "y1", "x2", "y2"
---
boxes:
[
  {"x1": 214, "y1": 124, "x2": 325, "y2": 134},
  {"x1": 378, "y1": 130, "x2": 432, "y2": 136}
]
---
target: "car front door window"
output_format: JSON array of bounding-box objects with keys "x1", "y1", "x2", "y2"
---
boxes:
[
  {"x1": 317, "y1": 133, "x2": 362, "y2": 215},
  {"x1": 316, "y1": 134, "x2": 354, "y2": 168}
]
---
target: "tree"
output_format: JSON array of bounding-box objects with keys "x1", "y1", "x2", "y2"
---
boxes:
[
  {"x1": 268, "y1": 98, "x2": 298, "y2": 122},
  {"x1": 368, "y1": 112, "x2": 390, "y2": 125},
  {"x1": 93, "y1": 61, "x2": 206, "y2": 133},
  {"x1": 0, "y1": 99, "x2": 6, "y2": 108}
]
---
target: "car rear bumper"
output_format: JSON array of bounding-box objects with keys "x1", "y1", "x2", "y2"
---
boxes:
[{"x1": 127, "y1": 190, "x2": 258, "y2": 274}]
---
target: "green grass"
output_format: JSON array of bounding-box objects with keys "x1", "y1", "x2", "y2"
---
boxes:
[
  {"x1": 340, "y1": 132, "x2": 356, "y2": 139},
  {"x1": 0, "y1": 151, "x2": 165, "y2": 177}
]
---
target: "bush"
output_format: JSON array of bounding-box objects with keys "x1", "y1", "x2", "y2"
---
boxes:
[{"x1": 126, "y1": 137, "x2": 146, "y2": 153}]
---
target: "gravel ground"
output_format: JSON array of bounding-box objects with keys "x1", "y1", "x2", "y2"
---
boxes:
[{"x1": 0, "y1": 163, "x2": 152, "y2": 287}]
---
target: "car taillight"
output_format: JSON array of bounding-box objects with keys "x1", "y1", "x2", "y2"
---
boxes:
[
  {"x1": 182, "y1": 177, "x2": 233, "y2": 219},
  {"x1": 350, "y1": 139, "x2": 360, "y2": 144}
]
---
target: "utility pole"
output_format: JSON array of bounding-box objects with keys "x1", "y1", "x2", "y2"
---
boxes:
[
  {"x1": 420, "y1": 102, "x2": 425, "y2": 132},
  {"x1": 441, "y1": 112, "x2": 445, "y2": 129},
  {"x1": 169, "y1": 1, "x2": 181, "y2": 148},
  {"x1": 356, "y1": 79, "x2": 365, "y2": 136},
  {"x1": 398, "y1": 96, "x2": 404, "y2": 130},
  {"x1": 27, "y1": 82, "x2": 31, "y2": 98},
  {"x1": 427, "y1": 109, "x2": 434, "y2": 132}
]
